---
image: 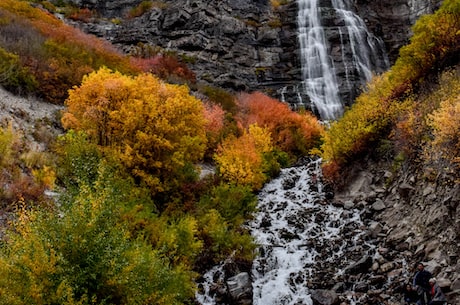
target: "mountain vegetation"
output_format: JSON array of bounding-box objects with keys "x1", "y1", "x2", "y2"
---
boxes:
[
  {"x1": 321, "y1": 0, "x2": 460, "y2": 186},
  {"x1": 0, "y1": 1, "x2": 323, "y2": 303},
  {"x1": 0, "y1": 0, "x2": 458, "y2": 304}
]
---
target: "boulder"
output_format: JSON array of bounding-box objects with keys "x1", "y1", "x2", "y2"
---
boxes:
[
  {"x1": 226, "y1": 272, "x2": 252, "y2": 303},
  {"x1": 371, "y1": 199, "x2": 386, "y2": 212},
  {"x1": 310, "y1": 289, "x2": 340, "y2": 305},
  {"x1": 344, "y1": 256, "x2": 372, "y2": 275}
]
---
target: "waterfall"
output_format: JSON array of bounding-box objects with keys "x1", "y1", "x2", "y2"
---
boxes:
[
  {"x1": 196, "y1": 159, "x2": 373, "y2": 304},
  {"x1": 297, "y1": 0, "x2": 342, "y2": 120},
  {"x1": 297, "y1": 0, "x2": 389, "y2": 120}
]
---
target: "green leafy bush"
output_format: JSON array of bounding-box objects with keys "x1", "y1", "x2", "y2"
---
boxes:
[
  {"x1": 0, "y1": 47, "x2": 37, "y2": 93},
  {"x1": 54, "y1": 130, "x2": 102, "y2": 194},
  {"x1": 0, "y1": 163, "x2": 196, "y2": 305},
  {"x1": 198, "y1": 183, "x2": 257, "y2": 227}
]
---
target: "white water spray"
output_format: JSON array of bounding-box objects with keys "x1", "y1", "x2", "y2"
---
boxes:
[
  {"x1": 298, "y1": 0, "x2": 342, "y2": 120},
  {"x1": 196, "y1": 159, "x2": 370, "y2": 304},
  {"x1": 297, "y1": 0, "x2": 389, "y2": 120}
]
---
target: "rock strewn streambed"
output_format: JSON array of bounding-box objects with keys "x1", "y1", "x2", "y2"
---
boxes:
[{"x1": 196, "y1": 156, "x2": 459, "y2": 305}]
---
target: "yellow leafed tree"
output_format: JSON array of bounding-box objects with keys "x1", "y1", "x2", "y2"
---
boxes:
[
  {"x1": 214, "y1": 124, "x2": 273, "y2": 190},
  {"x1": 62, "y1": 67, "x2": 207, "y2": 194}
]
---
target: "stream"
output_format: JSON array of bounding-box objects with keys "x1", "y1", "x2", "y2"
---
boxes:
[{"x1": 197, "y1": 159, "x2": 374, "y2": 304}]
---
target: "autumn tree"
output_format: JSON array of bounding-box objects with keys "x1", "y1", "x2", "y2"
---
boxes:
[
  {"x1": 214, "y1": 124, "x2": 277, "y2": 190},
  {"x1": 0, "y1": 163, "x2": 196, "y2": 305},
  {"x1": 236, "y1": 92, "x2": 324, "y2": 158},
  {"x1": 62, "y1": 67, "x2": 207, "y2": 195}
]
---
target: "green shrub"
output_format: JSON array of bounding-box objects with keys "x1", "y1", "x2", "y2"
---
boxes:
[
  {"x1": 198, "y1": 183, "x2": 257, "y2": 227},
  {"x1": 0, "y1": 47, "x2": 37, "y2": 94},
  {"x1": 127, "y1": 1, "x2": 153, "y2": 18},
  {"x1": 0, "y1": 168, "x2": 195, "y2": 305},
  {"x1": 195, "y1": 183, "x2": 257, "y2": 263},
  {"x1": 54, "y1": 130, "x2": 102, "y2": 193},
  {"x1": 198, "y1": 209, "x2": 255, "y2": 262},
  {"x1": 200, "y1": 85, "x2": 237, "y2": 114}
]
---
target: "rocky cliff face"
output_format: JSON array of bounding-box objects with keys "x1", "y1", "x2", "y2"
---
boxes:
[
  {"x1": 353, "y1": 0, "x2": 442, "y2": 62},
  {"x1": 66, "y1": 0, "x2": 442, "y2": 110},
  {"x1": 329, "y1": 151, "x2": 460, "y2": 305}
]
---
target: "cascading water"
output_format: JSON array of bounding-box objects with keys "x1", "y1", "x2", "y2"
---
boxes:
[
  {"x1": 196, "y1": 159, "x2": 373, "y2": 304},
  {"x1": 296, "y1": 0, "x2": 389, "y2": 120},
  {"x1": 297, "y1": 0, "x2": 342, "y2": 120}
]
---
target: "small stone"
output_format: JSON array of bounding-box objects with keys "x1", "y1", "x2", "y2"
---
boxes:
[{"x1": 372, "y1": 199, "x2": 386, "y2": 211}]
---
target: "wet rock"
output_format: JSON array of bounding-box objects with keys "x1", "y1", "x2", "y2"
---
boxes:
[
  {"x1": 310, "y1": 289, "x2": 340, "y2": 305},
  {"x1": 354, "y1": 281, "x2": 369, "y2": 292},
  {"x1": 343, "y1": 200, "x2": 355, "y2": 210},
  {"x1": 226, "y1": 272, "x2": 252, "y2": 304},
  {"x1": 344, "y1": 255, "x2": 372, "y2": 275},
  {"x1": 368, "y1": 275, "x2": 386, "y2": 286}
]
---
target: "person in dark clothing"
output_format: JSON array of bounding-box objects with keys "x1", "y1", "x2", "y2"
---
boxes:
[
  {"x1": 413, "y1": 263, "x2": 433, "y2": 305},
  {"x1": 404, "y1": 283, "x2": 419, "y2": 304}
]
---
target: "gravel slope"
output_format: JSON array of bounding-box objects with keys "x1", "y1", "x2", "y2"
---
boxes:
[{"x1": 0, "y1": 87, "x2": 63, "y2": 149}]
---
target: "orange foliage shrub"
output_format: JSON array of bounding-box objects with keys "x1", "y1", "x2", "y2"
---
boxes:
[
  {"x1": 131, "y1": 54, "x2": 196, "y2": 84},
  {"x1": 236, "y1": 92, "x2": 324, "y2": 157},
  {"x1": 214, "y1": 124, "x2": 273, "y2": 190},
  {"x1": 389, "y1": 95, "x2": 433, "y2": 159},
  {"x1": 203, "y1": 102, "x2": 225, "y2": 158},
  {"x1": 62, "y1": 67, "x2": 207, "y2": 193}
]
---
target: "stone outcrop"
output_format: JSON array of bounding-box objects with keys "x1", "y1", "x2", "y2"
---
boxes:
[
  {"x1": 331, "y1": 155, "x2": 460, "y2": 305},
  {"x1": 194, "y1": 150, "x2": 459, "y2": 305},
  {"x1": 353, "y1": 0, "x2": 442, "y2": 63},
  {"x1": 63, "y1": 0, "x2": 442, "y2": 110}
]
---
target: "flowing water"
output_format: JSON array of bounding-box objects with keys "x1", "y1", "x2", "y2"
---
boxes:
[
  {"x1": 296, "y1": 0, "x2": 389, "y2": 120},
  {"x1": 297, "y1": 0, "x2": 342, "y2": 120},
  {"x1": 196, "y1": 1, "x2": 389, "y2": 302},
  {"x1": 196, "y1": 159, "x2": 370, "y2": 304}
]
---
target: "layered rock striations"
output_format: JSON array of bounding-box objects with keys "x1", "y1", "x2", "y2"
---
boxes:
[{"x1": 65, "y1": 0, "x2": 441, "y2": 109}]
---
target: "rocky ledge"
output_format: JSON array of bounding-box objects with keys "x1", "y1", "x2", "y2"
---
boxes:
[
  {"x1": 329, "y1": 156, "x2": 460, "y2": 305},
  {"x1": 200, "y1": 155, "x2": 459, "y2": 305}
]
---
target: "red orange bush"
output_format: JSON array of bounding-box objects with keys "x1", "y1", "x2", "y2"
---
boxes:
[
  {"x1": 131, "y1": 54, "x2": 196, "y2": 84},
  {"x1": 236, "y1": 91, "x2": 324, "y2": 157}
]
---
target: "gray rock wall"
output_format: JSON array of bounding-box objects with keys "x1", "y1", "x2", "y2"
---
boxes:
[
  {"x1": 333, "y1": 155, "x2": 460, "y2": 305},
  {"x1": 64, "y1": 0, "x2": 442, "y2": 106},
  {"x1": 353, "y1": 0, "x2": 442, "y2": 63}
]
